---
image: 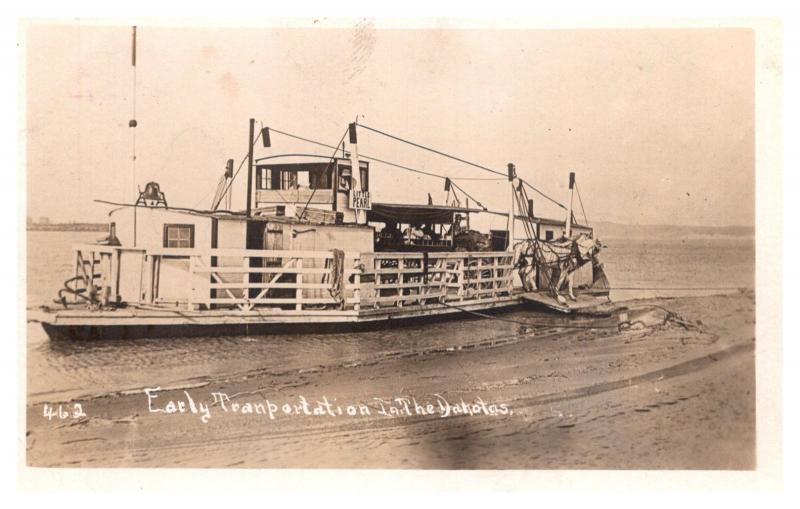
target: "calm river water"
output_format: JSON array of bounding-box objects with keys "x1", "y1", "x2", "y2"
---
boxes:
[{"x1": 25, "y1": 230, "x2": 754, "y2": 404}]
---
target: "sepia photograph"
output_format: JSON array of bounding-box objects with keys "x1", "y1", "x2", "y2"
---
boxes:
[{"x1": 18, "y1": 17, "x2": 780, "y2": 478}]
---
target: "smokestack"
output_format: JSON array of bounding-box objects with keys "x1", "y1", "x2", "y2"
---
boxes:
[{"x1": 566, "y1": 172, "x2": 575, "y2": 238}]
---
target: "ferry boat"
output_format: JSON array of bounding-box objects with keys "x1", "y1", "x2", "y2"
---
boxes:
[{"x1": 37, "y1": 119, "x2": 610, "y2": 340}]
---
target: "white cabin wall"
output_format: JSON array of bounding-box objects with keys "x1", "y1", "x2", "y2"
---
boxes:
[
  {"x1": 116, "y1": 250, "x2": 145, "y2": 304},
  {"x1": 537, "y1": 224, "x2": 592, "y2": 241},
  {"x1": 109, "y1": 208, "x2": 135, "y2": 246},
  {"x1": 108, "y1": 208, "x2": 214, "y2": 306},
  {"x1": 214, "y1": 218, "x2": 248, "y2": 300},
  {"x1": 217, "y1": 218, "x2": 247, "y2": 249},
  {"x1": 291, "y1": 224, "x2": 374, "y2": 253},
  {"x1": 109, "y1": 207, "x2": 213, "y2": 250}
]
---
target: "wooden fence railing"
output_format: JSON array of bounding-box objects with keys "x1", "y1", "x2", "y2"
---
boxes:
[
  {"x1": 368, "y1": 251, "x2": 515, "y2": 308},
  {"x1": 69, "y1": 245, "x2": 516, "y2": 312}
]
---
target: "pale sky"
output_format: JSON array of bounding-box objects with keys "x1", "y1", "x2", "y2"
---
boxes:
[{"x1": 24, "y1": 22, "x2": 754, "y2": 227}]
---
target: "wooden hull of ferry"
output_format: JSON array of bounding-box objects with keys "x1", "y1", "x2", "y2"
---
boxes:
[{"x1": 39, "y1": 295, "x2": 522, "y2": 340}]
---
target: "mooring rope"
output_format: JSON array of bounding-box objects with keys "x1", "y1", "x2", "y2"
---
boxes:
[
  {"x1": 438, "y1": 300, "x2": 711, "y2": 337},
  {"x1": 606, "y1": 286, "x2": 747, "y2": 291},
  {"x1": 438, "y1": 301, "x2": 620, "y2": 330}
]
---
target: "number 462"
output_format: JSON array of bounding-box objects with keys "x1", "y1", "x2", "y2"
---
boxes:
[{"x1": 43, "y1": 403, "x2": 86, "y2": 420}]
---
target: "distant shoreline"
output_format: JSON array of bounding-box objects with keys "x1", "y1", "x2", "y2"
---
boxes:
[
  {"x1": 25, "y1": 221, "x2": 755, "y2": 238},
  {"x1": 27, "y1": 223, "x2": 107, "y2": 232}
]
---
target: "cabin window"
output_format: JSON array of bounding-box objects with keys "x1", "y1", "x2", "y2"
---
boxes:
[
  {"x1": 257, "y1": 167, "x2": 265, "y2": 189},
  {"x1": 259, "y1": 168, "x2": 267, "y2": 189},
  {"x1": 163, "y1": 224, "x2": 195, "y2": 248},
  {"x1": 338, "y1": 175, "x2": 351, "y2": 191},
  {"x1": 256, "y1": 167, "x2": 280, "y2": 190},
  {"x1": 281, "y1": 170, "x2": 298, "y2": 190},
  {"x1": 545, "y1": 230, "x2": 554, "y2": 241},
  {"x1": 297, "y1": 171, "x2": 310, "y2": 188},
  {"x1": 310, "y1": 167, "x2": 332, "y2": 189}
]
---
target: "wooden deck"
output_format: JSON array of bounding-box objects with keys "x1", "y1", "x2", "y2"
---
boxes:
[{"x1": 42, "y1": 293, "x2": 522, "y2": 327}]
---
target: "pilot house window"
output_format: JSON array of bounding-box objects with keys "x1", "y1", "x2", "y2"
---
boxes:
[
  {"x1": 258, "y1": 165, "x2": 334, "y2": 191},
  {"x1": 257, "y1": 167, "x2": 280, "y2": 190},
  {"x1": 163, "y1": 224, "x2": 195, "y2": 248},
  {"x1": 281, "y1": 170, "x2": 298, "y2": 190}
]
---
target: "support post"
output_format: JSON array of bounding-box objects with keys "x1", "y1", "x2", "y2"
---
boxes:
[
  {"x1": 147, "y1": 255, "x2": 155, "y2": 304},
  {"x1": 295, "y1": 258, "x2": 303, "y2": 311},
  {"x1": 566, "y1": 171, "x2": 575, "y2": 238},
  {"x1": 72, "y1": 250, "x2": 80, "y2": 303},
  {"x1": 353, "y1": 258, "x2": 361, "y2": 312},
  {"x1": 246, "y1": 118, "x2": 255, "y2": 218},
  {"x1": 242, "y1": 255, "x2": 250, "y2": 306},
  {"x1": 112, "y1": 248, "x2": 121, "y2": 303},
  {"x1": 188, "y1": 255, "x2": 195, "y2": 310},
  {"x1": 347, "y1": 122, "x2": 364, "y2": 224}
]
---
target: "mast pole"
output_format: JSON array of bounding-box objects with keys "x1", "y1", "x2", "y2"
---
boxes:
[
  {"x1": 466, "y1": 198, "x2": 470, "y2": 231},
  {"x1": 131, "y1": 25, "x2": 138, "y2": 247},
  {"x1": 507, "y1": 163, "x2": 516, "y2": 250},
  {"x1": 566, "y1": 171, "x2": 575, "y2": 238},
  {"x1": 246, "y1": 118, "x2": 255, "y2": 218}
]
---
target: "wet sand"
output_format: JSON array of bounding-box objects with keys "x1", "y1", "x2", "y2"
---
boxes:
[{"x1": 26, "y1": 292, "x2": 755, "y2": 469}]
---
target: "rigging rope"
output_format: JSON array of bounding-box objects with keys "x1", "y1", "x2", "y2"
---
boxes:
[
  {"x1": 212, "y1": 129, "x2": 263, "y2": 211},
  {"x1": 354, "y1": 123, "x2": 570, "y2": 212},
  {"x1": 268, "y1": 124, "x2": 570, "y2": 220},
  {"x1": 268, "y1": 126, "x2": 502, "y2": 182},
  {"x1": 356, "y1": 123, "x2": 507, "y2": 178},
  {"x1": 449, "y1": 180, "x2": 487, "y2": 210},
  {"x1": 520, "y1": 179, "x2": 567, "y2": 210},
  {"x1": 298, "y1": 126, "x2": 350, "y2": 220},
  {"x1": 575, "y1": 181, "x2": 590, "y2": 226}
]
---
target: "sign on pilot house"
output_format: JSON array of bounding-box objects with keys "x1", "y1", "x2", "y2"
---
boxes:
[{"x1": 350, "y1": 190, "x2": 372, "y2": 210}]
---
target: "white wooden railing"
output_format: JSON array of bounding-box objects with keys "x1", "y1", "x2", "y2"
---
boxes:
[
  {"x1": 369, "y1": 251, "x2": 515, "y2": 308},
  {"x1": 69, "y1": 245, "x2": 516, "y2": 312}
]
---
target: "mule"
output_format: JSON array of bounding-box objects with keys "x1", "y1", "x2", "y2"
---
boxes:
[{"x1": 513, "y1": 233, "x2": 602, "y2": 305}]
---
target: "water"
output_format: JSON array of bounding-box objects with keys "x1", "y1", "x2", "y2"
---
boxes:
[
  {"x1": 25, "y1": 230, "x2": 754, "y2": 404},
  {"x1": 600, "y1": 235, "x2": 755, "y2": 300}
]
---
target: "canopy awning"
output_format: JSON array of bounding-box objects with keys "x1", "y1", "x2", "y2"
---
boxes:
[{"x1": 367, "y1": 202, "x2": 482, "y2": 225}]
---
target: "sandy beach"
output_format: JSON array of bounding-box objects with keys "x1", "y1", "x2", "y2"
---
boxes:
[{"x1": 26, "y1": 291, "x2": 755, "y2": 469}]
